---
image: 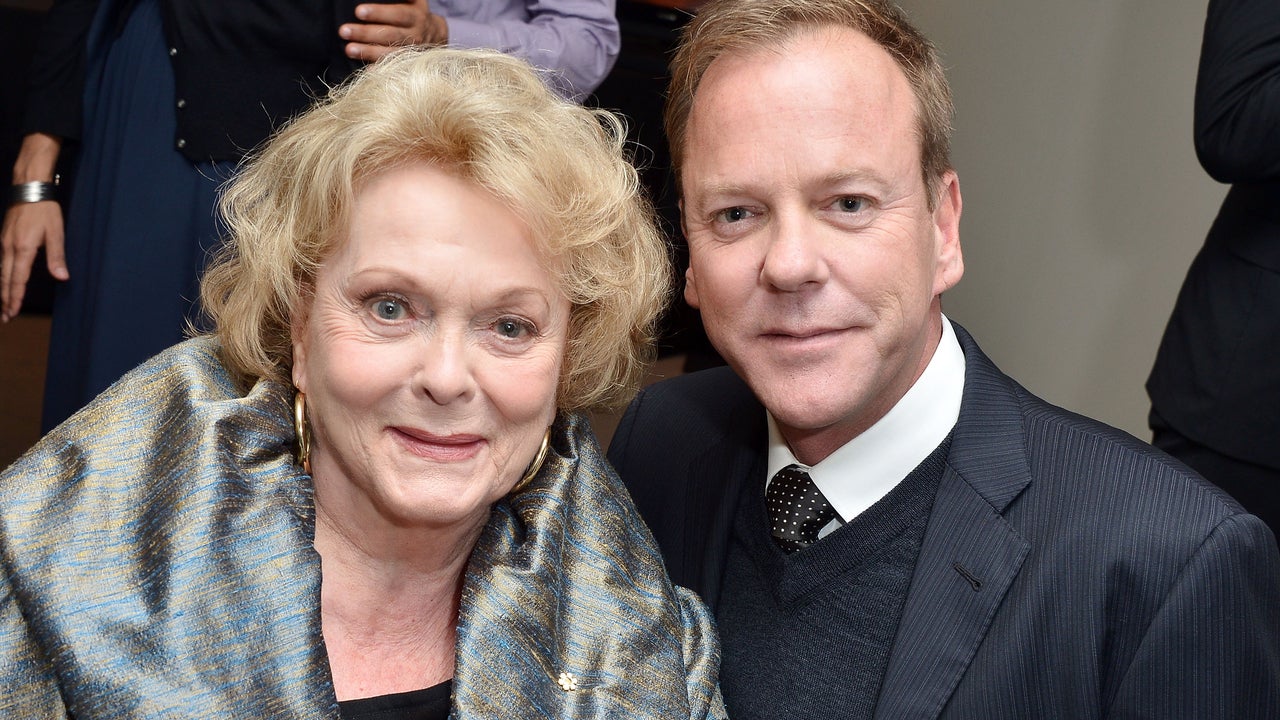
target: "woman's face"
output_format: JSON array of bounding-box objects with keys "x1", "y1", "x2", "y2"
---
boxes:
[{"x1": 292, "y1": 162, "x2": 569, "y2": 532}]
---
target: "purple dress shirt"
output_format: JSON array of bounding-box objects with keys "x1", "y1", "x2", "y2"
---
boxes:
[{"x1": 439, "y1": 0, "x2": 620, "y2": 99}]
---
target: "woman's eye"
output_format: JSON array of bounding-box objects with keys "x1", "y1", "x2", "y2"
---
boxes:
[
  {"x1": 494, "y1": 318, "x2": 532, "y2": 339},
  {"x1": 373, "y1": 299, "x2": 406, "y2": 321}
]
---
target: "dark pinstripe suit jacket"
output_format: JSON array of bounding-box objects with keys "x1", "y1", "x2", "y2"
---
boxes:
[{"x1": 608, "y1": 321, "x2": 1280, "y2": 719}]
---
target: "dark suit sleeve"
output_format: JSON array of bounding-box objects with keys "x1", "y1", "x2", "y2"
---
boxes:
[
  {"x1": 607, "y1": 387, "x2": 680, "y2": 558},
  {"x1": 1194, "y1": 0, "x2": 1280, "y2": 182},
  {"x1": 1106, "y1": 513, "x2": 1280, "y2": 718},
  {"x1": 605, "y1": 388, "x2": 642, "y2": 476},
  {"x1": 608, "y1": 384, "x2": 703, "y2": 593},
  {"x1": 21, "y1": 0, "x2": 99, "y2": 142}
]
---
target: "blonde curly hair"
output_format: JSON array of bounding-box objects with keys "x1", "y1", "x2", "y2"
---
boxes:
[{"x1": 201, "y1": 47, "x2": 671, "y2": 411}]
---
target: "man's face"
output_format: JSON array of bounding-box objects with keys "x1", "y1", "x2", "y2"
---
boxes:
[{"x1": 680, "y1": 25, "x2": 963, "y2": 464}]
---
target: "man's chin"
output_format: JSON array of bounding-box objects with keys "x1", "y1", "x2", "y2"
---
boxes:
[{"x1": 756, "y1": 386, "x2": 849, "y2": 431}]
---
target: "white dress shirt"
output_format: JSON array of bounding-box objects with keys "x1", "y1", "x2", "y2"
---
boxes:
[{"x1": 766, "y1": 315, "x2": 966, "y2": 538}]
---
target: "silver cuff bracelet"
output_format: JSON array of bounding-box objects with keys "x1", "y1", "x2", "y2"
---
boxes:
[{"x1": 9, "y1": 178, "x2": 59, "y2": 205}]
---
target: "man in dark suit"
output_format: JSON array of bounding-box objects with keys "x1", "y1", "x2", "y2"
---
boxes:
[{"x1": 607, "y1": 0, "x2": 1280, "y2": 717}]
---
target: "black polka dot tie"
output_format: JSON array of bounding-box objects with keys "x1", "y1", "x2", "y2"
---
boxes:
[{"x1": 766, "y1": 464, "x2": 837, "y2": 553}]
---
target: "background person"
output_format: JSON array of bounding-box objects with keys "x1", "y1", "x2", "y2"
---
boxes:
[
  {"x1": 1, "y1": 0, "x2": 618, "y2": 432},
  {"x1": 608, "y1": 0, "x2": 1280, "y2": 717},
  {"x1": 0, "y1": 48, "x2": 723, "y2": 719},
  {"x1": 1147, "y1": 0, "x2": 1280, "y2": 540}
]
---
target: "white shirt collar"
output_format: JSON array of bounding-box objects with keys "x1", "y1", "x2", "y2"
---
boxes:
[{"x1": 766, "y1": 315, "x2": 966, "y2": 527}]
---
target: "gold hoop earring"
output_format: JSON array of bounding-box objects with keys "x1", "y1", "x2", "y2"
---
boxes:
[
  {"x1": 510, "y1": 427, "x2": 551, "y2": 494},
  {"x1": 294, "y1": 391, "x2": 312, "y2": 474}
]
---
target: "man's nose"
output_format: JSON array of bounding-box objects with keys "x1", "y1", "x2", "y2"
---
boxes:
[{"x1": 760, "y1": 212, "x2": 829, "y2": 291}]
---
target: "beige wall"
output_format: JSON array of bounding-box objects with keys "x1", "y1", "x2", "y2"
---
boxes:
[{"x1": 898, "y1": 0, "x2": 1222, "y2": 439}]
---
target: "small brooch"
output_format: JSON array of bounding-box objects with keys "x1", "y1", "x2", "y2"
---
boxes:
[{"x1": 557, "y1": 672, "x2": 579, "y2": 692}]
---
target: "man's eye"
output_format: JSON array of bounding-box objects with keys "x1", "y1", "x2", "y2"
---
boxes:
[
  {"x1": 836, "y1": 196, "x2": 866, "y2": 212},
  {"x1": 494, "y1": 318, "x2": 532, "y2": 339},
  {"x1": 716, "y1": 207, "x2": 753, "y2": 223},
  {"x1": 373, "y1": 299, "x2": 405, "y2": 320}
]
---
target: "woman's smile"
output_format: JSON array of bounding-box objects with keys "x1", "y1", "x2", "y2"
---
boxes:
[{"x1": 390, "y1": 427, "x2": 487, "y2": 462}]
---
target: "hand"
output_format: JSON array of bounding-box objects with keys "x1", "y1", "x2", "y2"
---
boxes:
[
  {"x1": 2, "y1": 132, "x2": 67, "y2": 322},
  {"x1": 340, "y1": 0, "x2": 448, "y2": 63},
  {"x1": 1, "y1": 200, "x2": 67, "y2": 322}
]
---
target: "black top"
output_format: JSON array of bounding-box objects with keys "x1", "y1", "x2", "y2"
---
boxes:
[
  {"x1": 338, "y1": 680, "x2": 452, "y2": 720},
  {"x1": 1191, "y1": 0, "x2": 1280, "y2": 269},
  {"x1": 23, "y1": 0, "x2": 379, "y2": 161},
  {"x1": 1147, "y1": 0, "x2": 1280, "y2": 470}
]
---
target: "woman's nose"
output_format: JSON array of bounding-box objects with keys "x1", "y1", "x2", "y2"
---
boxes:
[{"x1": 415, "y1": 331, "x2": 475, "y2": 405}]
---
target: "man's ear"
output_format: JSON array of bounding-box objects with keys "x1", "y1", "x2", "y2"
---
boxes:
[
  {"x1": 679, "y1": 199, "x2": 702, "y2": 309},
  {"x1": 932, "y1": 170, "x2": 964, "y2": 296},
  {"x1": 684, "y1": 264, "x2": 701, "y2": 309}
]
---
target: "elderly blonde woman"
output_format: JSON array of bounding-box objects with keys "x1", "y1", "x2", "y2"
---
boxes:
[{"x1": 0, "y1": 48, "x2": 725, "y2": 719}]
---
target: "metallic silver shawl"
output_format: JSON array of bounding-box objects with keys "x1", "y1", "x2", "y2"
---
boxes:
[{"x1": 0, "y1": 337, "x2": 726, "y2": 718}]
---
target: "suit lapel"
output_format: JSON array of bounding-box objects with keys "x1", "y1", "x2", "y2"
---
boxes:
[{"x1": 875, "y1": 322, "x2": 1034, "y2": 719}]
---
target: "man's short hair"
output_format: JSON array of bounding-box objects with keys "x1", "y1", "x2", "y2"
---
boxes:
[{"x1": 666, "y1": 0, "x2": 954, "y2": 202}]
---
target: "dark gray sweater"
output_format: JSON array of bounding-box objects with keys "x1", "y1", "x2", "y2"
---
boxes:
[{"x1": 717, "y1": 438, "x2": 950, "y2": 720}]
